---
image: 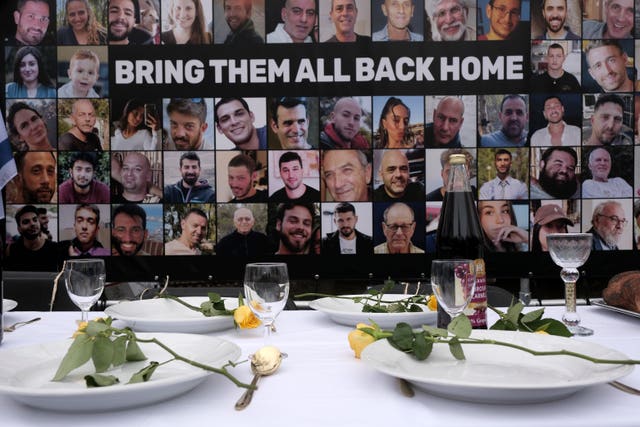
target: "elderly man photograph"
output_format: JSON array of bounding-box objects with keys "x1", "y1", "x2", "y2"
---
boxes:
[
  {"x1": 59, "y1": 99, "x2": 104, "y2": 151},
  {"x1": 214, "y1": 97, "x2": 267, "y2": 150},
  {"x1": 530, "y1": 95, "x2": 581, "y2": 147},
  {"x1": 5, "y1": 204, "x2": 58, "y2": 271},
  {"x1": 583, "y1": 94, "x2": 633, "y2": 146},
  {"x1": 374, "y1": 202, "x2": 424, "y2": 254},
  {"x1": 165, "y1": 207, "x2": 209, "y2": 255},
  {"x1": 480, "y1": 94, "x2": 528, "y2": 148},
  {"x1": 220, "y1": 0, "x2": 264, "y2": 45},
  {"x1": 581, "y1": 147, "x2": 632, "y2": 198},
  {"x1": 587, "y1": 200, "x2": 628, "y2": 251},
  {"x1": 533, "y1": 0, "x2": 580, "y2": 39},
  {"x1": 530, "y1": 146, "x2": 580, "y2": 199},
  {"x1": 373, "y1": 149, "x2": 425, "y2": 202},
  {"x1": 425, "y1": 96, "x2": 466, "y2": 148},
  {"x1": 584, "y1": 40, "x2": 634, "y2": 93},
  {"x1": 583, "y1": 0, "x2": 633, "y2": 39},
  {"x1": 267, "y1": 0, "x2": 316, "y2": 43},
  {"x1": 111, "y1": 203, "x2": 150, "y2": 256},
  {"x1": 322, "y1": 202, "x2": 373, "y2": 255},
  {"x1": 319, "y1": 97, "x2": 370, "y2": 149},
  {"x1": 324, "y1": 0, "x2": 371, "y2": 42},
  {"x1": 7, "y1": 0, "x2": 52, "y2": 45},
  {"x1": 215, "y1": 206, "x2": 270, "y2": 256},
  {"x1": 8, "y1": 151, "x2": 56, "y2": 204},
  {"x1": 321, "y1": 149, "x2": 372, "y2": 202},
  {"x1": 372, "y1": 0, "x2": 423, "y2": 41},
  {"x1": 531, "y1": 43, "x2": 581, "y2": 92},
  {"x1": 426, "y1": 0, "x2": 475, "y2": 41}
]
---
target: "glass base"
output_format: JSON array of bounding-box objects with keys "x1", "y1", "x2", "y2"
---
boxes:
[{"x1": 567, "y1": 325, "x2": 594, "y2": 336}]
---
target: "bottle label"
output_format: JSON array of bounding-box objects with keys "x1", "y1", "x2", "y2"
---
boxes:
[{"x1": 464, "y1": 259, "x2": 487, "y2": 329}]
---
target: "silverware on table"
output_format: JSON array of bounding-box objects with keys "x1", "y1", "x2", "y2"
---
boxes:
[
  {"x1": 609, "y1": 381, "x2": 640, "y2": 396},
  {"x1": 3, "y1": 317, "x2": 41, "y2": 332}
]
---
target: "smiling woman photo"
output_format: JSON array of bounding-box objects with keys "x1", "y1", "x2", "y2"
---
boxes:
[
  {"x1": 57, "y1": 0, "x2": 108, "y2": 45},
  {"x1": 161, "y1": 0, "x2": 212, "y2": 44},
  {"x1": 5, "y1": 46, "x2": 56, "y2": 99},
  {"x1": 7, "y1": 102, "x2": 55, "y2": 151}
]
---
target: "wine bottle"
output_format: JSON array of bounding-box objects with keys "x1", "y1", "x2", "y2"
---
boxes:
[{"x1": 435, "y1": 153, "x2": 487, "y2": 329}]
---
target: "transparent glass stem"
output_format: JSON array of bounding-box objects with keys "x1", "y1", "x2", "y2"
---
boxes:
[
  {"x1": 263, "y1": 320, "x2": 273, "y2": 344},
  {"x1": 561, "y1": 268, "x2": 593, "y2": 336},
  {"x1": 80, "y1": 309, "x2": 89, "y2": 323}
]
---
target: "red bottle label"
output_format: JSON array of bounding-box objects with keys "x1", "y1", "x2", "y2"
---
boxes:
[{"x1": 465, "y1": 259, "x2": 487, "y2": 328}]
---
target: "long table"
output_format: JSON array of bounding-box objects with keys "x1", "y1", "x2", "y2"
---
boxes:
[{"x1": 0, "y1": 305, "x2": 639, "y2": 426}]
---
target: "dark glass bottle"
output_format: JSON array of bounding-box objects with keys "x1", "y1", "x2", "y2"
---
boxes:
[{"x1": 435, "y1": 153, "x2": 487, "y2": 329}]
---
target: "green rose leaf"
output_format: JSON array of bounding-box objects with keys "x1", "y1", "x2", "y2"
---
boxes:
[
  {"x1": 125, "y1": 338, "x2": 147, "y2": 362},
  {"x1": 448, "y1": 337, "x2": 466, "y2": 360},
  {"x1": 92, "y1": 335, "x2": 115, "y2": 373},
  {"x1": 85, "y1": 373, "x2": 120, "y2": 387},
  {"x1": 407, "y1": 304, "x2": 423, "y2": 312},
  {"x1": 503, "y1": 302, "x2": 523, "y2": 324},
  {"x1": 521, "y1": 308, "x2": 544, "y2": 324},
  {"x1": 412, "y1": 332, "x2": 432, "y2": 360},
  {"x1": 128, "y1": 361, "x2": 160, "y2": 384},
  {"x1": 112, "y1": 336, "x2": 128, "y2": 367},
  {"x1": 422, "y1": 325, "x2": 449, "y2": 337},
  {"x1": 85, "y1": 321, "x2": 109, "y2": 337},
  {"x1": 448, "y1": 314, "x2": 472, "y2": 338},
  {"x1": 52, "y1": 335, "x2": 94, "y2": 381},
  {"x1": 389, "y1": 322, "x2": 415, "y2": 351}
]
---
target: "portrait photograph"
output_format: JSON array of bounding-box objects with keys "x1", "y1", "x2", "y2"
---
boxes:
[{"x1": 5, "y1": 45, "x2": 57, "y2": 99}]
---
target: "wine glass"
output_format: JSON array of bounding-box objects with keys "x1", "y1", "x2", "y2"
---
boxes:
[
  {"x1": 63, "y1": 259, "x2": 106, "y2": 323},
  {"x1": 243, "y1": 262, "x2": 290, "y2": 342},
  {"x1": 546, "y1": 233, "x2": 593, "y2": 336},
  {"x1": 431, "y1": 259, "x2": 477, "y2": 323}
]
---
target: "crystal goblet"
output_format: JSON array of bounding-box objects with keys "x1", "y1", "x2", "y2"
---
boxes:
[
  {"x1": 431, "y1": 259, "x2": 477, "y2": 323},
  {"x1": 546, "y1": 233, "x2": 593, "y2": 336},
  {"x1": 63, "y1": 259, "x2": 106, "y2": 323},
  {"x1": 243, "y1": 262, "x2": 289, "y2": 343}
]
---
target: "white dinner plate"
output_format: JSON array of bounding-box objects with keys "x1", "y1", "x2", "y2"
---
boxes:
[
  {"x1": 591, "y1": 298, "x2": 640, "y2": 319},
  {"x1": 2, "y1": 299, "x2": 18, "y2": 312},
  {"x1": 308, "y1": 294, "x2": 436, "y2": 328},
  {"x1": 105, "y1": 297, "x2": 237, "y2": 333},
  {"x1": 361, "y1": 329, "x2": 633, "y2": 404},
  {"x1": 0, "y1": 333, "x2": 241, "y2": 412}
]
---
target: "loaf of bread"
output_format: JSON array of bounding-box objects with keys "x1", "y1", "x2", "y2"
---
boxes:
[{"x1": 602, "y1": 270, "x2": 640, "y2": 313}]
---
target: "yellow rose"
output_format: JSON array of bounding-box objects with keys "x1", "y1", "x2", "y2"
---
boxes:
[
  {"x1": 534, "y1": 330, "x2": 549, "y2": 335},
  {"x1": 348, "y1": 323, "x2": 376, "y2": 359},
  {"x1": 427, "y1": 294, "x2": 437, "y2": 311},
  {"x1": 234, "y1": 305, "x2": 262, "y2": 329},
  {"x1": 72, "y1": 321, "x2": 89, "y2": 338}
]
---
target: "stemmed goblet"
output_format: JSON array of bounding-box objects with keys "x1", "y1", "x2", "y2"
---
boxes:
[
  {"x1": 546, "y1": 233, "x2": 593, "y2": 336},
  {"x1": 63, "y1": 259, "x2": 106, "y2": 323},
  {"x1": 243, "y1": 262, "x2": 290, "y2": 342},
  {"x1": 431, "y1": 259, "x2": 477, "y2": 324}
]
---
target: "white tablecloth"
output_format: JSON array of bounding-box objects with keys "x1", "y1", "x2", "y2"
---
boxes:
[{"x1": 0, "y1": 306, "x2": 639, "y2": 427}]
